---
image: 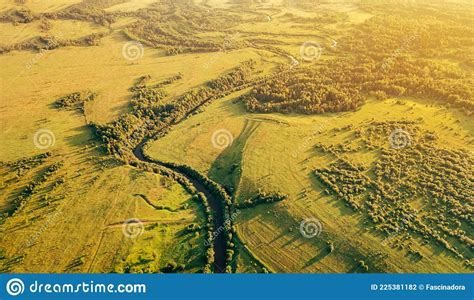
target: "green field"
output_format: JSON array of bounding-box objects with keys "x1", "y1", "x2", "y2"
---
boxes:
[
  {"x1": 0, "y1": 0, "x2": 472, "y2": 274},
  {"x1": 147, "y1": 92, "x2": 472, "y2": 272}
]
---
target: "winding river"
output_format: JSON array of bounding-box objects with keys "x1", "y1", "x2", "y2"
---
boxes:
[
  {"x1": 133, "y1": 141, "x2": 227, "y2": 273},
  {"x1": 129, "y1": 56, "x2": 298, "y2": 273}
]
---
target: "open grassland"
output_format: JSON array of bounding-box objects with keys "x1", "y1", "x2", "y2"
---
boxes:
[
  {"x1": 0, "y1": 32, "x2": 274, "y2": 159},
  {"x1": 0, "y1": 151, "x2": 207, "y2": 272},
  {"x1": 146, "y1": 94, "x2": 472, "y2": 273}
]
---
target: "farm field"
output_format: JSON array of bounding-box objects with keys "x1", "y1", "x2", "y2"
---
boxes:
[{"x1": 0, "y1": 0, "x2": 472, "y2": 274}]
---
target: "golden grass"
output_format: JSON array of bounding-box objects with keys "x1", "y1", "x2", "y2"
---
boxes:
[
  {"x1": 146, "y1": 92, "x2": 472, "y2": 273},
  {"x1": 0, "y1": 0, "x2": 471, "y2": 274},
  {"x1": 0, "y1": 0, "x2": 81, "y2": 13}
]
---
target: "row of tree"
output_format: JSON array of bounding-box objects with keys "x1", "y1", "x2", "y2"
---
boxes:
[
  {"x1": 5, "y1": 161, "x2": 64, "y2": 220},
  {"x1": 237, "y1": 189, "x2": 287, "y2": 209},
  {"x1": 93, "y1": 61, "x2": 256, "y2": 158}
]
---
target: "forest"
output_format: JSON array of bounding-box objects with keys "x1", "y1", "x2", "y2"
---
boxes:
[{"x1": 242, "y1": 4, "x2": 473, "y2": 115}]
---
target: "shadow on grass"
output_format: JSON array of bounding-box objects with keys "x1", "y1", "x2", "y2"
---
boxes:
[
  {"x1": 208, "y1": 119, "x2": 260, "y2": 195},
  {"x1": 308, "y1": 172, "x2": 355, "y2": 217},
  {"x1": 302, "y1": 249, "x2": 330, "y2": 269}
]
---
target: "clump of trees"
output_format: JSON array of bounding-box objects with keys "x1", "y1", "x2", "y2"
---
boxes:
[
  {"x1": 5, "y1": 152, "x2": 51, "y2": 177},
  {"x1": 241, "y1": 2, "x2": 473, "y2": 115},
  {"x1": 208, "y1": 60, "x2": 255, "y2": 91},
  {"x1": 242, "y1": 55, "x2": 473, "y2": 115},
  {"x1": 238, "y1": 189, "x2": 287, "y2": 209},
  {"x1": 314, "y1": 122, "x2": 473, "y2": 264},
  {"x1": 161, "y1": 260, "x2": 185, "y2": 273},
  {"x1": 0, "y1": 31, "x2": 108, "y2": 55},
  {"x1": 121, "y1": 1, "x2": 243, "y2": 55},
  {"x1": 242, "y1": 61, "x2": 365, "y2": 114},
  {"x1": 55, "y1": 91, "x2": 97, "y2": 111},
  {"x1": 4, "y1": 161, "x2": 64, "y2": 219},
  {"x1": 314, "y1": 159, "x2": 369, "y2": 211},
  {"x1": 59, "y1": 32, "x2": 109, "y2": 47},
  {"x1": 0, "y1": 8, "x2": 36, "y2": 23}
]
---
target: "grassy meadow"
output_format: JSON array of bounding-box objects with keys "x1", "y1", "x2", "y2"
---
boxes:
[
  {"x1": 0, "y1": 0, "x2": 472, "y2": 274},
  {"x1": 146, "y1": 92, "x2": 472, "y2": 273}
]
